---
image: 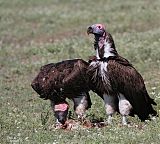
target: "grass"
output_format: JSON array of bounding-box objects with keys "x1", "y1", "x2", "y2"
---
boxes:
[{"x1": 0, "y1": 0, "x2": 160, "y2": 143}]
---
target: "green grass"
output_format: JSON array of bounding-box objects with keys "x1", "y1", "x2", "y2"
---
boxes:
[{"x1": 0, "y1": 0, "x2": 160, "y2": 143}]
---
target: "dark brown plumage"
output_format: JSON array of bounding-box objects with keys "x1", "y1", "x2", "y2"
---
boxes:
[
  {"x1": 108, "y1": 56, "x2": 157, "y2": 120},
  {"x1": 87, "y1": 24, "x2": 157, "y2": 124},
  {"x1": 31, "y1": 59, "x2": 92, "y2": 125},
  {"x1": 31, "y1": 59, "x2": 90, "y2": 100}
]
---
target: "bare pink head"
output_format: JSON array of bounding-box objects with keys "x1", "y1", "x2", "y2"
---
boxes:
[{"x1": 87, "y1": 24, "x2": 106, "y2": 36}]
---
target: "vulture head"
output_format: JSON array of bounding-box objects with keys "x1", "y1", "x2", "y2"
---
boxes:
[
  {"x1": 87, "y1": 24, "x2": 106, "y2": 36},
  {"x1": 53, "y1": 102, "x2": 69, "y2": 125},
  {"x1": 87, "y1": 24, "x2": 117, "y2": 59}
]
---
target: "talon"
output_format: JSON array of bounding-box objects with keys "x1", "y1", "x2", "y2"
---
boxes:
[
  {"x1": 107, "y1": 115, "x2": 113, "y2": 125},
  {"x1": 55, "y1": 122, "x2": 63, "y2": 129},
  {"x1": 122, "y1": 115, "x2": 128, "y2": 125},
  {"x1": 78, "y1": 114, "x2": 86, "y2": 123}
]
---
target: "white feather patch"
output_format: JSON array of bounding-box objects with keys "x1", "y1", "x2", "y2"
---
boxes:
[
  {"x1": 75, "y1": 96, "x2": 87, "y2": 117},
  {"x1": 118, "y1": 93, "x2": 132, "y2": 116},
  {"x1": 89, "y1": 61, "x2": 109, "y2": 85},
  {"x1": 103, "y1": 94, "x2": 116, "y2": 115},
  {"x1": 96, "y1": 48, "x2": 100, "y2": 59},
  {"x1": 90, "y1": 41, "x2": 114, "y2": 84},
  {"x1": 100, "y1": 62, "x2": 108, "y2": 84},
  {"x1": 103, "y1": 41, "x2": 115, "y2": 58},
  {"x1": 90, "y1": 61, "x2": 97, "y2": 67}
]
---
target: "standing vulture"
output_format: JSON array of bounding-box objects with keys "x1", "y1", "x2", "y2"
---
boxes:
[
  {"x1": 87, "y1": 24, "x2": 157, "y2": 125},
  {"x1": 31, "y1": 59, "x2": 92, "y2": 125}
]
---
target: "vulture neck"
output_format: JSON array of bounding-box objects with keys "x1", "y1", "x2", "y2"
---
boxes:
[{"x1": 94, "y1": 32, "x2": 118, "y2": 60}]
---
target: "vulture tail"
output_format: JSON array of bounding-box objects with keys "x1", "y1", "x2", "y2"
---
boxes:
[
  {"x1": 135, "y1": 92, "x2": 157, "y2": 121},
  {"x1": 149, "y1": 97, "x2": 157, "y2": 105}
]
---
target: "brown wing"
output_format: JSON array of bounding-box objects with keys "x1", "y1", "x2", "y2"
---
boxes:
[
  {"x1": 108, "y1": 56, "x2": 157, "y2": 120},
  {"x1": 31, "y1": 59, "x2": 90, "y2": 100}
]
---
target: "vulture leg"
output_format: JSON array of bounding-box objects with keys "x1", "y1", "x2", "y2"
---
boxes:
[
  {"x1": 72, "y1": 92, "x2": 91, "y2": 121},
  {"x1": 103, "y1": 94, "x2": 117, "y2": 124},
  {"x1": 118, "y1": 93, "x2": 132, "y2": 125}
]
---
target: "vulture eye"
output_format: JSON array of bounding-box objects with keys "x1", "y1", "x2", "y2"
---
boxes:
[{"x1": 97, "y1": 25, "x2": 102, "y2": 29}]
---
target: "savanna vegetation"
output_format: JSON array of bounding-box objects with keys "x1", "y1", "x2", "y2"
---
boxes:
[{"x1": 0, "y1": 0, "x2": 160, "y2": 143}]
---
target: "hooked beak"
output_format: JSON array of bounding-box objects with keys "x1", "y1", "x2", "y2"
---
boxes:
[{"x1": 87, "y1": 26, "x2": 93, "y2": 35}]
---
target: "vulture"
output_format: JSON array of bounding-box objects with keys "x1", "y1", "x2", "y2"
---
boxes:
[
  {"x1": 87, "y1": 24, "x2": 157, "y2": 125},
  {"x1": 31, "y1": 59, "x2": 92, "y2": 125}
]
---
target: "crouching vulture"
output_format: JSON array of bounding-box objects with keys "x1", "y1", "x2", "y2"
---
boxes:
[
  {"x1": 31, "y1": 59, "x2": 92, "y2": 125},
  {"x1": 87, "y1": 24, "x2": 157, "y2": 125}
]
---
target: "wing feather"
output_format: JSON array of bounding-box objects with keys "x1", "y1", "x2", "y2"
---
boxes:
[
  {"x1": 108, "y1": 56, "x2": 157, "y2": 120},
  {"x1": 31, "y1": 59, "x2": 89, "y2": 100}
]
